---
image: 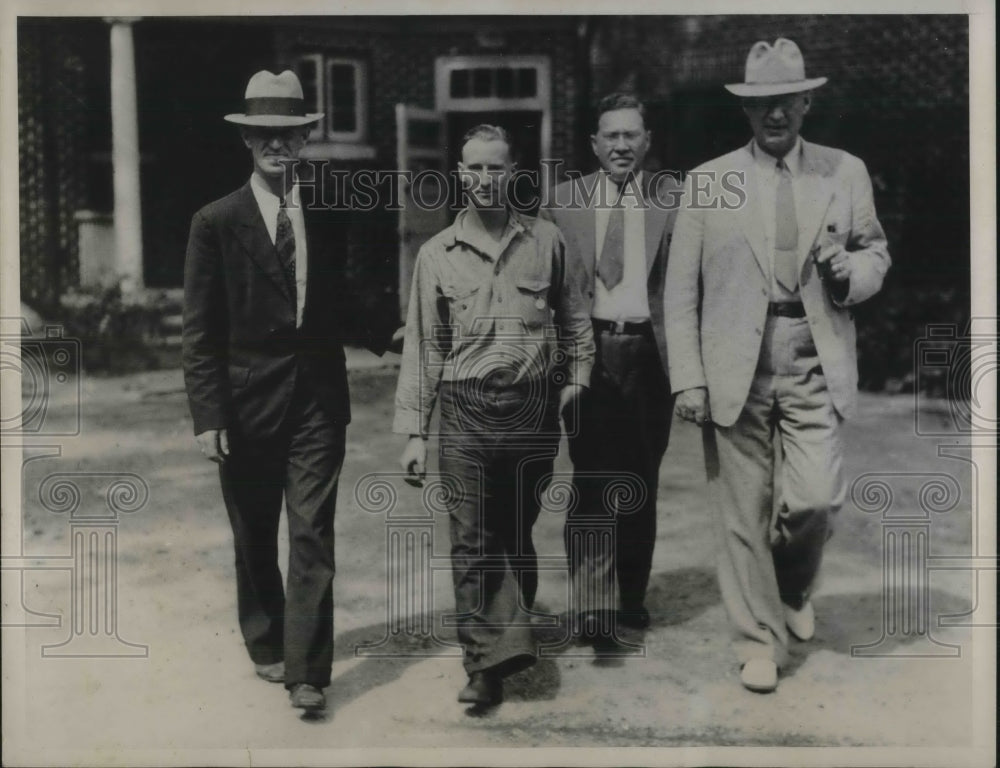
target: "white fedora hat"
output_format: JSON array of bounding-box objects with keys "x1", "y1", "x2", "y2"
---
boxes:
[
  {"x1": 224, "y1": 70, "x2": 323, "y2": 127},
  {"x1": 724, "y1": 38, "x2": 828, "y2": 97}
]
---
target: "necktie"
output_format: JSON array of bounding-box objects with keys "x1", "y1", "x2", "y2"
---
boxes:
[
  {"x1": 276, "y1": 199, "x2": 297, "y2": 300},
  {"x1": 597, "y1": 184, "x2": 625, "y2": 290},
  {"x1": 773, "y1": 159, "x2": 799, "y2": 292}
]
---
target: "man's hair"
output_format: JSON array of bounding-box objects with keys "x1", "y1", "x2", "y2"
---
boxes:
[
  {"x1": 461, "y1": 123, "x2": 512, "y2": 150},
  {"x1": 595, "y1": 92, "x2": 647, "y2": 128}
]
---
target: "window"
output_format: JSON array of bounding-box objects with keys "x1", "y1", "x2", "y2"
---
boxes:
[
  {"x1": 293, "y1": 54, "x2": 368, "y2": 143},
  {"x1": 448, "y1": 66, "x2": 538, "y2": 100},
  {"x1": 435, "y1": 56, "x2": 552, "y2": 159}
]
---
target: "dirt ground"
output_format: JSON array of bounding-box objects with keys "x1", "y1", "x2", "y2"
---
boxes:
[{"x1": 2, "y1": 357, "x2": 993, "y2": 765}]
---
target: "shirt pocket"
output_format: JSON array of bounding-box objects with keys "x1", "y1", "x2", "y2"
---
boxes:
[
  {"x1": 514, "y1": 278, "x2": 553, "y2": 330},
  {"x1": 440, "y1": 282, "x2": 482, "y2": 336}
]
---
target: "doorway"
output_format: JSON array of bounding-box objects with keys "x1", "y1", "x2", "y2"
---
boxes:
[{"x1": 435, "y1": 55, "x2": 551, "y2": 214}]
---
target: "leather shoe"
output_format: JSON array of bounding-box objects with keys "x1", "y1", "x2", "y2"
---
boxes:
[
  {"x1": 289, "y1": 683, "x2": 326, "y2": 711},
  {"x1": 740, "y1": 659, "x2": 778, "y2": 693},
  {"x1": 254, "y1": 661, "x2": 285, "y2": 683},
  {"x1": 784, "y1": 600, "x2": 816, "y2": 641},
  {"x1": 458, "y1": 671, "x2": 502, "y2": 706},
  {"x1": 617, "y1": 606, "x2": 651, "y2": 630},
  {"x1": 577, "y1": 612, "x2": 618, "y2": 655}
]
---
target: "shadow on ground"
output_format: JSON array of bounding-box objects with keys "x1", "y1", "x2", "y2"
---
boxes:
[
  {"x1": 325, "y1": 565, "x2": 722, "y2": 711},
  {"x1": 784, "y1": 587, "x2": 971, "y2": 676}
]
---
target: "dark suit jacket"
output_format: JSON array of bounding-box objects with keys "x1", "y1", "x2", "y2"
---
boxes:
[
  {"x1": 541, "y1": 171, "x2": 681, "y2": 378},
  {"x1": 183, "y1": 182, "x2": 388, "y2": 441}
]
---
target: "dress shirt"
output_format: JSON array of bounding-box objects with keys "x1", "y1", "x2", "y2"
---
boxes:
[
  {"x1": 249, "y1": 173, "x2": 308, "y2": 327},
  {"x1": 393, "y1": 206, "x2": 595, "y2": 437},
  {"x1": 592, "y1": 171, "x2": 650, "y2": 322},
  {"x1": 750, "y1": 137, "x2": 803, "y2": 302}
]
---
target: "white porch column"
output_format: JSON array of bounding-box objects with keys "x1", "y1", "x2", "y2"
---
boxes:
[{"x1": 106, "y1": 17, "x2": 144, "y2": 294}]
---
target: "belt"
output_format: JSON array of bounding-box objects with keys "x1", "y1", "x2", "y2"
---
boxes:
[
  {"x1": 767, "y1": 302, "x2": 806, "y2": 319},
  {"x1": 444, "y1": 374, "x2": 543, "y2": 394},
  {"x1": 592, "y1": 319, "x2": 654, "y2": 336}
]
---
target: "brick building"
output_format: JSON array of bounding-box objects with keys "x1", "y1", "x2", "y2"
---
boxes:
[{"x1": 18, "y1": 15, "x2": 969, "y2": 384}]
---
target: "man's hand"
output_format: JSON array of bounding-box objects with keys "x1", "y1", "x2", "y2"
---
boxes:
[
  {"x1": 400, "y1": 435, "x2": 427, "y2": 481},
  {"x1": 196, "y1": 429, "x2": 229, "y2": 463},
  {"x1": 558, "y1": 383, "x2": 584, "y2": 414},
  {"x1": 814, "y1": 244, "x2": 852, "y2": 283},
  {"x1": 675, "y1": 387, "x2": 710, "y2": 425}
]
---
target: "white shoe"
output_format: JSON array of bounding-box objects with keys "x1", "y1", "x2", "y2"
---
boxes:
[
  {"x1": 784, "y1": 600, "x2": 816, "y2": 641},
  {"x1": 740, "y1": 659, "x2": 778, "y2": 693}
]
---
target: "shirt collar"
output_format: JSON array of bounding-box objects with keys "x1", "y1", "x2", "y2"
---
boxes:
[
  {"x1": 447, "y1": 205, "x2": 528, "y2": 258},
  {"x1": 249, "y1": 173, "x2": 301, "y2": 207},
  {"x1": 752, "y1": 137, "x2": 803, "y2": 177},
  {"x1": 601, "y1": 170, "x2": 644, "y2": 202}
]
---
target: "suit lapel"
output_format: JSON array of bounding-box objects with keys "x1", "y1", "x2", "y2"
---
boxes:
[
  {"x1": 796, "y1": 140, "x2": 836, "y2": 272},
  {"x1": 230, "y1": 183, "x2": 294, "y2": 304},
  {"x1": 573, "y1": 174, "x2": 598, "y2": 283},
  {"x1": 734, "y1": 142, "x2": 769, "y2": 280},
  {"x1": 641, "y1": 173, "x2": 670, "y2": 277}
]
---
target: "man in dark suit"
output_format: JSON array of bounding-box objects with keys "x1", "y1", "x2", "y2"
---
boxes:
[
  {"x1": 542, "y1": 93, "x2": 680, "y2": 645},
  {"x1": 183, "y1": 70, "x2": 386, "y2": 713}
]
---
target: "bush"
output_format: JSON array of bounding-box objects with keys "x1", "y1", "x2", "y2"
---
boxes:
[{"x1": 58, "y1": 283, "x2": 177, "y2": 374}]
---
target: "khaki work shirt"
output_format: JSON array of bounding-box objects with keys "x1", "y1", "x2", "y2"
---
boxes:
[{"x1": 393, "y1": 206, "x2": 595, "y2": 437}]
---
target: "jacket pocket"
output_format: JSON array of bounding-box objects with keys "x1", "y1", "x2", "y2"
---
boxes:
[{"x1": 228, "y1": 364, "x2": 251, "y2": 389}]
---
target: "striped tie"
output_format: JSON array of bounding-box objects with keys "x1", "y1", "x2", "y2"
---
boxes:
[
  {"x1": 773, "y1": 159, "x2": 799, "y2": 292},
  {"x1": 276, "y1": 199, "x2": 296, "y2": 300}
]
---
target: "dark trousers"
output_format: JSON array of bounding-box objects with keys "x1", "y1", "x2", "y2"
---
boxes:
[
  {"x1": 438, "y1": 379, "x2": 560, "y2": 675},
  {"x1": 219, "y1": 374, "x2": 345, "y2": 689},
  {"x1": 564, "y1": 326, "x2": 673, "y2": 618}
]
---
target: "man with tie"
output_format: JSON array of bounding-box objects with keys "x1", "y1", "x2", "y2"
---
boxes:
[
  {"x1": 542, "y1": 93, "x2": 680, "y2": 646},
  {"x1": 183, "y1": 70, "x2": 387, "y2": 713},
  {"x1": 665, "y1": 39, "x2": 890, "y2": 692}
]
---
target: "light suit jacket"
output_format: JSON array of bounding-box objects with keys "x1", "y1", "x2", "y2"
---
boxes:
[
  {"x1": 664, "y1": 139, "x2": 890, "y2": 427},
  {"x1": 542, "y1": 171, "x2": 681, "y2": 379}
]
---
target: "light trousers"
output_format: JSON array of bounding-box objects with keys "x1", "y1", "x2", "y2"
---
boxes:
[{"x1": 704, "y1": 314, "x2": 845, "y2": 665}]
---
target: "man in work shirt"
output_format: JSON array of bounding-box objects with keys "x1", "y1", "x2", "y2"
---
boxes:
[{"x1": 394, "y1": 124, "x2": 595, "y2": 707}]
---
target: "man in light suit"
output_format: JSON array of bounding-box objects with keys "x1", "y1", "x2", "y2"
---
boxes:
[
  {"x1": 665, "y1": 40, "x2": 890, "y2": 692},
  {"x1": 183, "y1": 70, "x2": 387, "y2": 713},
  {"x1": 543, "y1": 93, "x2": 681, "y2": 645}
]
